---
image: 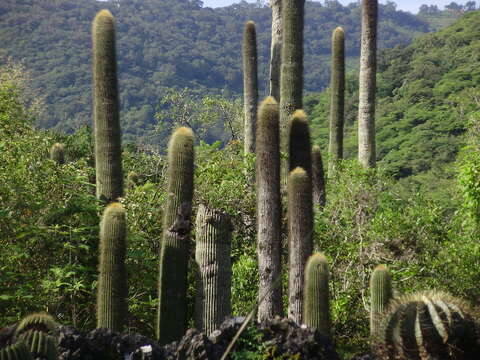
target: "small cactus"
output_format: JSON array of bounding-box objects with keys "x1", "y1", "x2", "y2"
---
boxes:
[
  {"x1": 376, "y1": 291, "x2": 479, "y2": 360},
  {"x1": 303, "y1": 253, "x2": 330, "y2": 337},
  {"x1": 97, "y1": 202, "x2": 128, "y2": 332},
  {"x1": 287, "y1": 167, "x2": 313, "y2": 324},
  {"x1": 0, "y1": 342, "x2": 32, "y2": 360},
  {"x1": 370, "y1": 264, "x2": 392, "y2": 339},
  {"x1": 92, "y1": 9, "x2": 123, "y2": 203},
  {"x1": 156, "y1": 127, "x2": 195, "y2": 344},
  {"x1": 49, "y1": 143, "x2": 65, "y2": 165},
  {"x1": 194, "y1": 204, "x2": 232, "y2": 336},
  {"x1": 127, "y1": 171, "x2": 139, "y2": 190}
]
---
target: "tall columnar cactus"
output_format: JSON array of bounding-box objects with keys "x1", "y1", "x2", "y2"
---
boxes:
[
  {"x1": 369, "y1": 264, "x2": 392, "y2": 339},
  {"x1": 97, "y1": 202, "x2": 128, "y2": 332},
  {"x1": 243, "y1": 21, "x2": 258, "y2": 155},
  {"x1": 376, "y1": 291, "x2": 479, "y2": 360},
  {"x1": 303, "y1": 253, "x2": 330, "y2": 337},
  {"x1": 311, "y1": 145, "x2": 326, "y2": 208},
  {"x1": 17, "y1": 331, "x2": 57, "y2": 360},
  {"x1": 194, "y1": 204, "x2": 232, "y2": 336},
  {"x1": 268, "y1": 0, "x2": 282, "y2": 102},
  {"x1": 50, "y1": 143, "x2": 65, "y2": 165},
  {"x1": 256, "y1": 96, "x2": 282, "y2": 321},
  {"x1": 156, "y1": 127, "x2": 195, "y2": 345},
  {"x1": 287, "y1": 167, "x2": 313, "y2": 323},
  {"x1": 288, "y1": 110, "x2": 311, "y2": 175},
  {"x1": 279, "y1": 0, "x2": 304, "y2": 156},
  {"x1": 0, "y1": 342, "x2": 32, "y2": 360},
  {"x1": 92, "y1": 9, "x2": 123, "y2": 203},
  {"x1": 358, "y1": 0, "x2": 378, "y2": 168},
  {"x1": 328, "y1": 27, "x2": 345, "y2": 176}
]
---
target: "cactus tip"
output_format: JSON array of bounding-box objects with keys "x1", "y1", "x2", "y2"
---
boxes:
[
  {"x1": 290, "y1": 166, "x2": 307, "y2": 177},
  {"x1": 96, "y1": 9, "x2": 114, "y2": 19},
  {"x1": 173, "y1": 126, "x2": 194, "y2": 138},
  {"x1": 292, "y1": 109, "x2": 307, "y2": 122}
]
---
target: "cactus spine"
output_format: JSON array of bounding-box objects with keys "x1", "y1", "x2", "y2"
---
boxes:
[
  {"x1": 288, "y1": 110, "x2": 311, "y2": 175},
  {"x1": 303, "y1": 253, "x2": 330, "y2": 337},
  {"x1": 256, "y1": 97, "x2": 282, "y2": 321},
  {"x1": 268, "y1": 0, "x2": 282, "y2": 101},
  {"x1": 370, "y1": 264, "x2": 392, "y2": 339},
  {"x1": 279, "y1": 0, "x2": 304, "y2": 156},
  {"x1": 92, "y1": 10, "x2": 123, "y2": 203},
  {"x1": 358, "y1": 0, "x2": 378, "y2": 168},
  {"x1": 156, "y1": 127, "x2": 195, "y2": 344},
  {"x1": 97, "y1": 202, "x2": 128, "y2": 331},
  {"x1": 377, "y1": 291, "x2": 479, "y2": 360},
  {"x1": 0, "y1": 342, "x2": 32, "y2": 360},
  {"x1": 194, "y1": 204, "x2": 232, "y2": 336},
  {"x1": 14, "y1": 313, "x2": 58, "y2": 336},
  {"x1": 243, "y1": 21, "x2": 258, "y2": 154},
  {"x1": 312, "y1": 146, "x2": 326, "y2": 208},
  {"x1": 287, "y1": 167, "x2": 313, "y2": 323},
  {"x1": 328, "y1": 27, "x2": 345, "y2": 176},
  {"x1": 50, "y1": 143, "x2": 65, "y2": 165}
]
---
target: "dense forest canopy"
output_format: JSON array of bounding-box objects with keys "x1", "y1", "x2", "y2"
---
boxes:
[{"x1": 0, "y1": 0, "x2": 431, "y2": 144}]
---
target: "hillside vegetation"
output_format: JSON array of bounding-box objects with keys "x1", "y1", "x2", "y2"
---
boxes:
[
  {"x1": 0, "y1": 0, "x2": 428, "y2": 143},
  {"x1": 310, "y1": 10, "x2": 480, "y2": 186}
]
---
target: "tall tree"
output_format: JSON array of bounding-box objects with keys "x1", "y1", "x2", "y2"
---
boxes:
[
  {"x1": 269, "y1": 0, "x2": 282, "y2": 102},
  {"x1": 243, "y1": 21, "x2": 258, "y2": 154},
  {"x1": 357, "y1": 0, "x2": 378, "y2": 168},
  {"x1": 279, "y1": 0, "x2": 305, "y2": 156},
  {"x1": 328, "y1": 26, "x2": 345, "y2": 175}
]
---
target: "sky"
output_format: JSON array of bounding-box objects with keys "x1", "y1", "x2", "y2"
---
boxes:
[{"x1": 202, "y1": 0, "x2": 466, "y2": 14}]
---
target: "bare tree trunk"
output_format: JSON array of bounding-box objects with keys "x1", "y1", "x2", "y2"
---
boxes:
[
  {"x1": 269, "y1": 0, "x2": 282, "y2": 102},
  {"x1": 243, "y1": 21, "x2": 258, "y2": 154},
  {"x1": 358, "y1": 0, "x2": 378, "y2": 168}
]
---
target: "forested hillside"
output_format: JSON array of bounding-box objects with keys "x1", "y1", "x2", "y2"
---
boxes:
[
  {"x1": 310, "y1": 10, "x2": 480, "y2": 184},
  {"x1": 0, "y1": 0, "x2": 428, "y2": 143}
]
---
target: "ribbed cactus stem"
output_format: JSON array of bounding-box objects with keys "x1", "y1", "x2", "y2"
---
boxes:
[
  {"x1": 279, "y1": 0, "x2": 304, "y2": 156},
  {"x1": 92, "y1": 9, "x2": 123, "y2": 203},
  {"x1": 194, "y1": 204, "x2": 232, "y2": 335},
  {"x1": 287, "y1": 167, "x2": 313, "y2": 323},
  {"x1": 312, "y1": 146, "x2": 326, "y2": 208},
  {"x1": 156, "y1": 127, "x2": 195, "y2": 344},
  {"x1": 328, "y1": 27, "x2": 345, "y2": 176},
  {"x1": 243, "y1": 21, "x2": 258, "y2": 154},
  {"x1": 18, "y1": 331, "x2": 57, "y2": 360},
  {"x1": 377, "y1": 291, "x2": 479, "y2": 360},
  {"x1": 288, "y1": 109, "x2": 311, "y2": 175},
  {"x1": 256, "y1": 97, "x2": 282, "y2": 321},
  {"x1": 358, "y1": 0, "x2": 378, "y2": 168},
  {"x1": 370, "y1": 264, "x2": 392, "y2": 339},
  {"x1": 303, "y1": 253, "x2": 330, "y2": 337},
  {"x1": 97, "y1": 202, "x2": 128, "y2": 331},
  {"x1": 0, "y1": 342, "x2": 32, "y2": 360},
  {"x1": 50, "y1": 143, "x2": 65, "y2": 165}
]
